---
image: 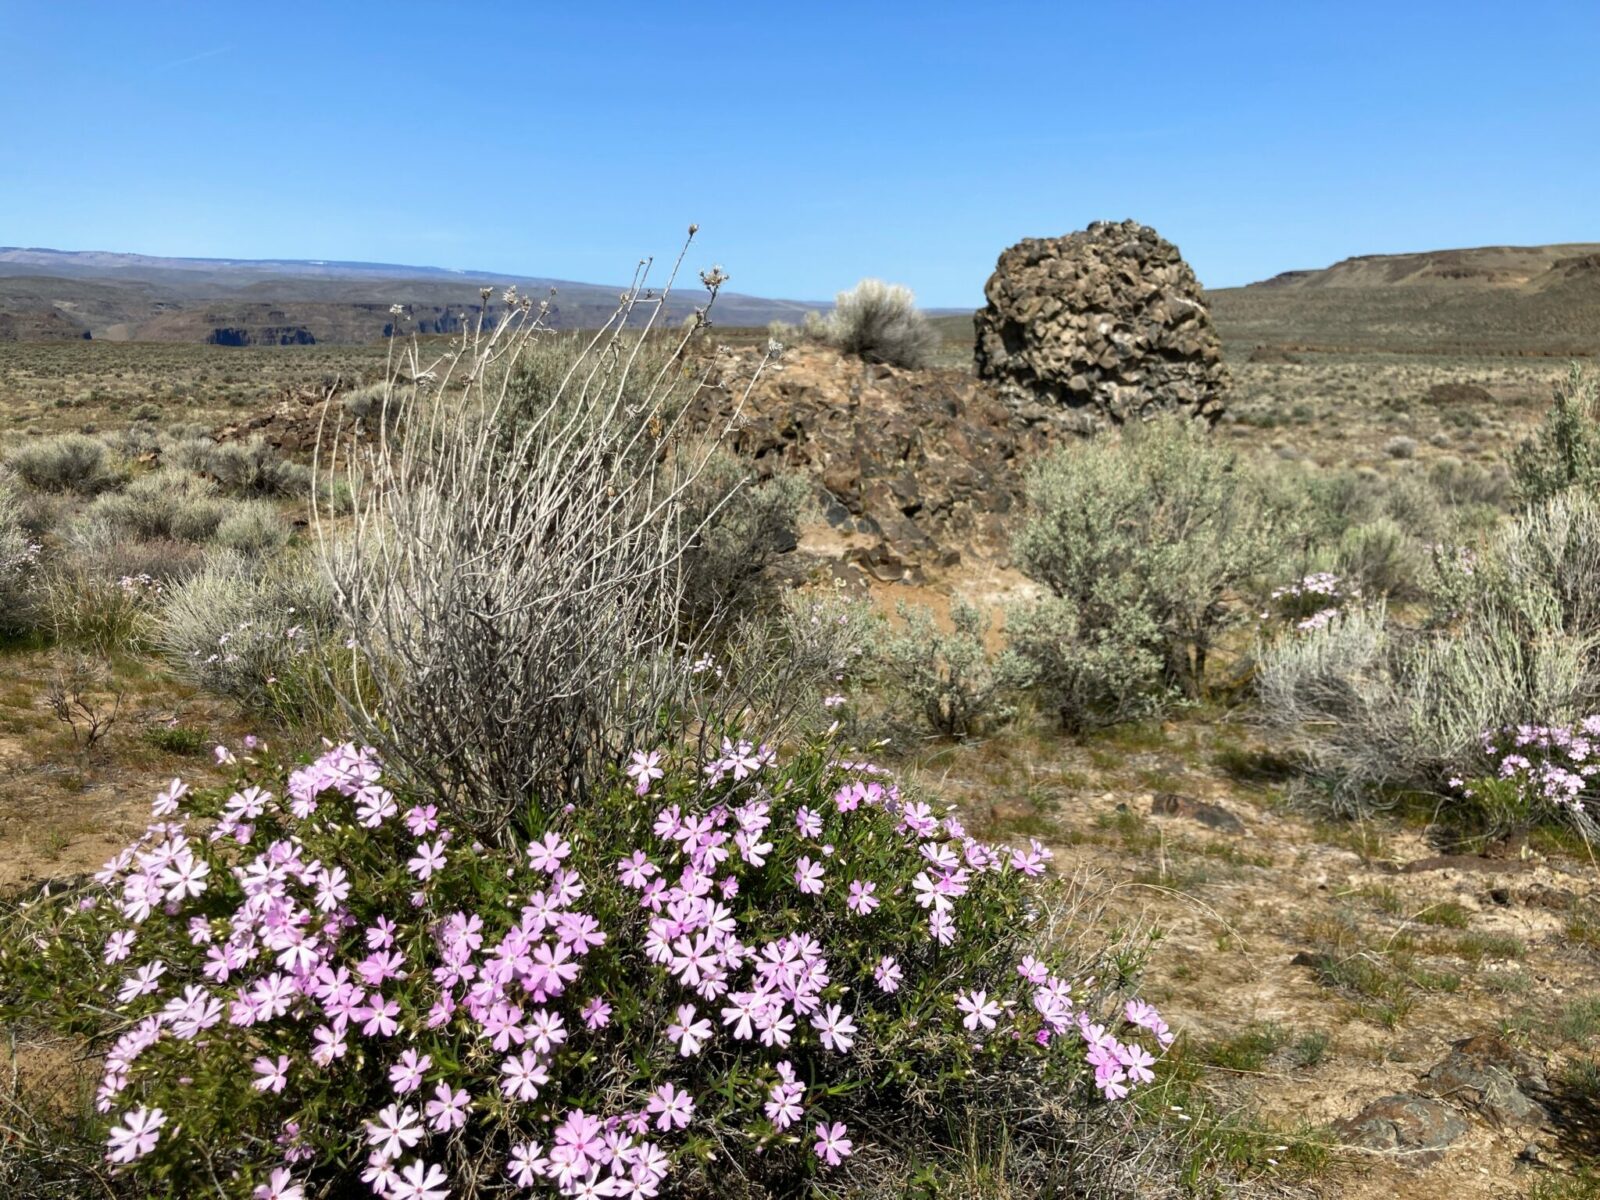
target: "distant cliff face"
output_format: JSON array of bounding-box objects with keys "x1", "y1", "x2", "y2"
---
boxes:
[
  {"x1": 145, "y1": 303, "x2": 509, "y2": 346},
  {"x1": 207, "y1": 326, "x2": 318, "y2": 347}
]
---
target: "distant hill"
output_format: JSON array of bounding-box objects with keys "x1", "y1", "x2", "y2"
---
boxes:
[
  {"x1": 0, "y1": 247, "x2": 834, "y2": 345},
  {"x1": 1207, "y1": 243, "x2": 1600, "y2": 357},
  {"x1": 1244, "y1": 243, "x2": 1600, "y2": 291}
]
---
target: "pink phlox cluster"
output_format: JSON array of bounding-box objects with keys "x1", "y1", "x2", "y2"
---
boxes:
[
  {"x1": 1469, "y1": 717, "x2": 1600, "y2": 814},
  {"x1": 1267, "y1": 571, "x2": 1358, "y2": 631},
  {"x1": 81, "y1": 740, "x2": 1171, "y2": 1196},
  {"x1": 701, "y1": 737, "x2": 775, "y2": 786}
]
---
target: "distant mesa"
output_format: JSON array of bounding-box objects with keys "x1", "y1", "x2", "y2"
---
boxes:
[
  {"x1": 207, "y1": 326, "x2": 316, "y2": 347},
  {"x1": 1209, "y1": 241, "x2": 1600, "y2": 358},
  {"x1": 1242, "y1": 242, "x2": 1600, "y2": 292}
]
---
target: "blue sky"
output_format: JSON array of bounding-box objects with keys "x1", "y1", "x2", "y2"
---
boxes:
[{"x1": 1, "y1": 2, "x2": 1596, "y2": 307}]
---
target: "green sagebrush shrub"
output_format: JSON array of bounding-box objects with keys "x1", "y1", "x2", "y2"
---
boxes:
[
  {"x1": 1004, "y1": 594, "x2": 1163, "y2": 734},
  {"x1": 874, "y1": 600, "x2": 1028, "y2": 740},
  {"x1": 0, "y1": 733, "x2": 1169, "y2": 1198},
  {"x1": 214, "y1": 500, "x2": 293, "y2": 558},
  {"x1": 677, "y1": 452, "x2": 810, "y2": 628},
  {"x1": 1512, "y1": 364, "x2": 1600, "y2": 505},
  {"x1": 88, "y1": 469, "x2": 233, "y2": 543},
  {"x1": 169, "y1": 435, "x2": 313, "y2": 499},
  {"x1": 1331, "y1": 516, "x2": 1429, "y2": 602},
  {"x1": 7, "y1": 432, "x2": 120, "y2": 495},
  {"x1": 1012, "y1": 417, "x2": 1296, "y2": 705},
  {"x1": 156, "y1": 549, "x2": 349, "y2": 729},
  {"x1": 0, "y1": 473, "x2": 43, "y2": 637}
]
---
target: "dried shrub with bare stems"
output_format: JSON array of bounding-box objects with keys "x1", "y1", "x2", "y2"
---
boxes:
[
  {"x1": 44, "y1": 654, "x2": 121, "y2": 754},
  {"x1": 317, "y1": 238, "x2": 773, "y2": 838}
]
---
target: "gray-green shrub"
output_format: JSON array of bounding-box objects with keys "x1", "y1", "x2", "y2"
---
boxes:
[
  {"x1": 171, "y1": 435, "x2": 311, "y2": 498},
  {"x1": 213, "y1": 500, "x2": 292, "y2": 557},
  {"x1": 59, "y1": 516, "x2": 208, "y2": 585},
  {"x1": 816, "y1": 278, "x2": 938, "y2": 369},
  {"x1": 1258, "y1": 601, "x2": 1596, "y2": 815},
  {"x1": 1015, "y1": 417, "x2": 1297, "y2": 698},
  {"x1": 1463, "y1": 487, "x2": 1600, "y2": 641},
  {"x1": 41, "y1": 565, "x2": 161, "y2": 654},
  {"x1": 1512, "y1": 364, "x2": 1600, "y2": 504},
  {"x1": 7, "y1": 433, "x2": 117, "y2": 494},
  {"x1": 678, "y1": 452, "x2": 809, "y2": 626},
  {"x1": 1334, "y1": 516, "x2": 1427, "y2": 601},
  {"x1": 88, "y1": 470, "x2": 230, "y2": 542},
  {"x1": 0, "y1": 475, "x2": 43, "y2": 637},
  {"x1": 157, "y1": 549, "x2": 345, "y2": 726},
  {"x1": 1004, "y1": 593, "x2": 1164, "y2": 732},
  {"x1": 874, "y1": 600, "x2": 1026, "y2": 739},
  {"x1": 714, "y1": 585, "x2": 885, "y2": 742},
  {"x1": 1259, "y1": 491, "x2": 1600, "y2": 817}
]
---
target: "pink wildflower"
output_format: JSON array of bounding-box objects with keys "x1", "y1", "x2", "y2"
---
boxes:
[
  {"x1": 251, "y1": 1054, "x2": 290, "y2": 1094},
  {"x1": 794, "y1": 856, "x2": 824, "y2": 895},
  {"x1": 365, "y1": 1103, "x2": 423, "y2": 1159},
  {"x1": 106, "y1": 1105, "x2": 165, "y2": 1164},
  {"x1": 390, "y1": 1159, "x2": 450, "y2": 1200},
  {"x1": 425, "y1": 1083, "x2": 470, "y2": 1133},
  {"x1": 813, "y1": 1121, "x2": 853, "y2": 1167},
  {"x1": 252, "y1": 1167, "x2": 305, "y2": 1200},
  {"x1": 645, "y1": 1082, "x2": 695, "y2": 1131},
  {"x1": 666, "y1": 1004, "x2": 712, "y2": 1056}
]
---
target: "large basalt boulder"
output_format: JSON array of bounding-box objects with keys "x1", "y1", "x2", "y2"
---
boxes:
[{"x1": 974, "y1": 220, "x2": 1228, "y2": 428}]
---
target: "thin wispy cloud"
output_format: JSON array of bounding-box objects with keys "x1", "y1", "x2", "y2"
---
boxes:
[{"x1": 151, "y1": 45, "x2": 233, "y2": 73}]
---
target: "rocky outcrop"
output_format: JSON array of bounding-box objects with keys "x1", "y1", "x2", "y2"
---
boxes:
[
  {"x1": 974, "y1": 220, "x2": 1228, "y2": 429},
  {"x1": 213, "y1": 383, "x2": 360, "y2": 456},
  {"x1": 689, "y1": 345, "x2": 1068, "y2": 583}
]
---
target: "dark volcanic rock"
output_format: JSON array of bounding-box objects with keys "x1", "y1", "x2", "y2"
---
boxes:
[
  {"x1": 974, "y1": 220, "x2": 1228, "y2": 428},
  {"x1": 1337, "y1": 1094, "x2": 1470, "y2": 1164},
  {"x1": 689, "y1": 345, "x2": 1067, "y2": 582}
]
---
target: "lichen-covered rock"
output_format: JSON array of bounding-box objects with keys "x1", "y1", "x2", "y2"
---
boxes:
[
  {"x1": 974, "y1": 220, "x2": 1228, "y2": 428},
  {"x1": 1337, "y1": 1094, "x2": 1470, "y2": 1165},
  {"x1": 1423, "y1": 1035, "x2": 1550, "y2": 1127}
]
